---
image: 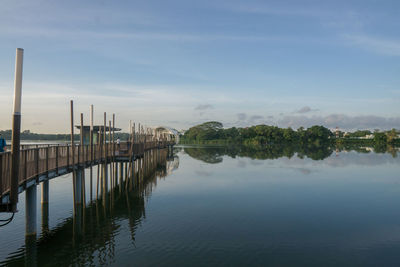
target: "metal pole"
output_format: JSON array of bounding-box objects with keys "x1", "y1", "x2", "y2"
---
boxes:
[{"x1": 10, "y1": 48, "x2": 24, "y2": 211}]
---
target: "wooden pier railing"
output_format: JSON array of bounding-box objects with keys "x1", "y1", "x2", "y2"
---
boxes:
[{"x1": 0, "y1": 140, "x2": 174, "y2": 199}]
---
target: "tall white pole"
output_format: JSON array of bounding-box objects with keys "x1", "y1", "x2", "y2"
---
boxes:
[
  {"x1": 13, "y1": 48, "x2": 24, "y2": 115},
  {"x1": 90, "y1": 105, "x2": 94, "y2": 132},
  {"x1": 10, "y1": 48, "x2": 24, "y2": 211}
]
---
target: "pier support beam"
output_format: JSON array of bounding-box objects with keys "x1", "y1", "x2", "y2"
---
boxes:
[{"x1": 25, "y1": 184, "x2": 37, "y2": 236}]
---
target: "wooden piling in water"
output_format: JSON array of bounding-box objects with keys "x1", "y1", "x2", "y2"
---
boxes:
[
  {"x1": 80, "y1": 113, "x2": 86, "y2": 208},
  {"x1": 90, "y1": 105, "x2": 94, "y2": 201},
  {"x1": 103, "y1": 112, "x2": 107, "y2": 195},
  {"x1": 70, "y1": 100, "x2": 77, "y2": 215},
  {"x1": 109, "y1": 120, "x2": 113, "y2": 191}
]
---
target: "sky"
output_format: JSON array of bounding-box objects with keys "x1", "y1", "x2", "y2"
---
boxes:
[{"x1": 0, "y1": 0, "x2": 399, "y2": 133}]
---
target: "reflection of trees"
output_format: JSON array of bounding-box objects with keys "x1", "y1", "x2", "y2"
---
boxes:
[
  {"x1": 183, "y1": 144, "x2": 368, "y2": 163},
  {"x1": 183, "y1": 143, "x2": 398, "y2": 163},
  {"x1": 336, "y1": 142, "x2": 398, "y2": 158},
  {"x1": 183, "y1": 147, "x2": 224, "y2": 163},
  {"x1": 296, "y1": 145, "x2": 333, "y2": 161},
  {"x1": 1, "y1": 149, "x2": 178, "y2": 267}
]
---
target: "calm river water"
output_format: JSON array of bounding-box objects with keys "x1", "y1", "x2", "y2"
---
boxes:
[{"x1": 1, "y1": 145, "x2": 400, "y2": 266}]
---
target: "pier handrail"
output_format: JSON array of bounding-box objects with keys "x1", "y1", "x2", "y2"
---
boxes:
[{"x1": 0, "y1": 140, "x2": 174, "y2": 199}]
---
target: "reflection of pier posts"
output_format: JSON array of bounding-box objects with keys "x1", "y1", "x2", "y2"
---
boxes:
[
  {"x1": 119, "y1": 162, "x2": 123, "y2": 191},
  {"x1": 41, "y1": 202, "x2": 49, "y2": 234},
  {"x1": 102, "y1": 164, "x2": 109, "y2": 208},
  {"x1": 131, "y1": 158, "x2": 136, "y2": 190},
  {"x1": 25, "y1": 234, "x2": 37, "y2": 267},
  {"x1": 103, "y1": 164, "x2": 108, "y2": 195},
  {"x1": 41, "y1": 180, "x2": 49, "y2": 234},
  {"x1": 73, "y1": 202, "x2": 83, "y2": 238},
  {"x1": 25, "y1": 184, "x2": 37, "y2": 236},
  {"x1": 75, "y1": 168, "x2": 83, "y2": 205},
  {"x1": 124, "y1": 163, "x2": 127, "y2": 181}
]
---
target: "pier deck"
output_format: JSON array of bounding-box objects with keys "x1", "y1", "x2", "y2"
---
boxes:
[{"x1": 0, "y1": 140, "x2": 174, "y2": 208}]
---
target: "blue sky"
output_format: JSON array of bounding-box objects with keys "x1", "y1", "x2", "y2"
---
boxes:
[{"x1": 0, "y1": 0, "x2": 399, "y2": 133}]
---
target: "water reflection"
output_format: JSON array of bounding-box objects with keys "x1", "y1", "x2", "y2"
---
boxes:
[
  {"x1": 0, "y1": 149, "x2": 179, "y2": 266},
  {"x1": 181, "y1": 144, "x2": 398, "y2": 163}
]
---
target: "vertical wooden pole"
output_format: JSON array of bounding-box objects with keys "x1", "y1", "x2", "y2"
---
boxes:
[
  {"x1": 67, "y1": 143, "x2": 70, "y2": 167},
  {"x1": 109, "y1": 120, "x2": 113, "y2": 190},
  {"x1": 138, "y1": 123, "x2": 141, "y2": 156},
  {"x1": 112, "y1": 114, "x2": 116, "y2": 187},
  {"x1": 80, "y1": 113, "x2": 86, "y2": 208},
  {"x1": 56, "y1": 145, "x2": 59, "y2": 175},
  {"x1": 35, "y1": 148, "x2": 39, "y2": 182},
  {"x1": 70, "y1": 100, "x2": 76, "y2": 215},
  {"x1": 45, "y1": 145, "x2": 49, "y2": 177},
  {"x1": 103, "y1": 112, "x2": 107, "y2": 195},
  {"x1": 129, "y1": 120, "x2": 132, "y2": 151},
  {"x1": 103, "y1": 112, "x2": 106, "y2": 164},
  {"x1": 133, "y1": 123, "x2": 136, "y2": 156},
  {"x1": 24, "y1": 150, "x2": 27, "y2": 180},
  {"x1": 90, "y1": 105, "x2": 93, "y2": 200},
  {"x1": 10, "y1": 48, "x2": 24, "y2": 211}
]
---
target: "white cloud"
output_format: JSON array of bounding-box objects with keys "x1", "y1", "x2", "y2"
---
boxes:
[
  {"x1": 295, "y1": 106, "x2": 318, "y2": 114},
  {"x1": 344, "y1": 34, "x2": 400, "y2": 56},
  {"x1": 277, "y1": 114, "x2": 400, "y2": 131}
]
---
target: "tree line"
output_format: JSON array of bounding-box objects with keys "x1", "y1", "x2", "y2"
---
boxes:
[{"x1": 180, "y1": 121, "x2": 399, "y2": 147}]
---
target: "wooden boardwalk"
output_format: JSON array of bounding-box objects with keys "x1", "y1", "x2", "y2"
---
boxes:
[{"x1": 0, "y1": 140, "x2": 174, "y2": 203}]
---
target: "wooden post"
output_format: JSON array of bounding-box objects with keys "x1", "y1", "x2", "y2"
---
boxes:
[
  {"x1": 56, "y1": 145, "x2": 59, "y2": 175},
  {"x1": 45, "y1": 145, "x2": 49, "y2": 177},
  {"x1": 24, "y1": 150, "x2": 27, "y2": 180},
  {"x1": 90, "y1": 105, "x2": 93, "y2": 200},
  {"x1": 129, "y1": 120, "x2": 132, "y2": 151},
  {"x1": 67, "y1": 144, "x2": 70, "y2": 167},
  {"x1": 109, "y1": 120, "x2": 113, "y2": 190},
  {"x1": 77, "y1": 142, "x2": 80, "y2": 166},
  {"x1": 103, "y1": 112, "x2": 107, "y2": 195},
  {"x1": 35, "y1": 148, "x2": 39, "y2": 183},
  {"x1": 80, "y1": 113, "x2": 86, "y2": 208},
  {"x1": 112, "y1": 114, "x2": 116, "y2": 187},
  {"x1": 103, "y1": 112, "x2": 106, "y2": 164},
  {"x1": 70, "y1": 100, "x2": 76, "y2": 215},
  {"x1": 80, "y1": 113, "x2": 84, "y2": 157},
  {"x1": 10, "y1": 48, "x2": 24, "y2": 211}
]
